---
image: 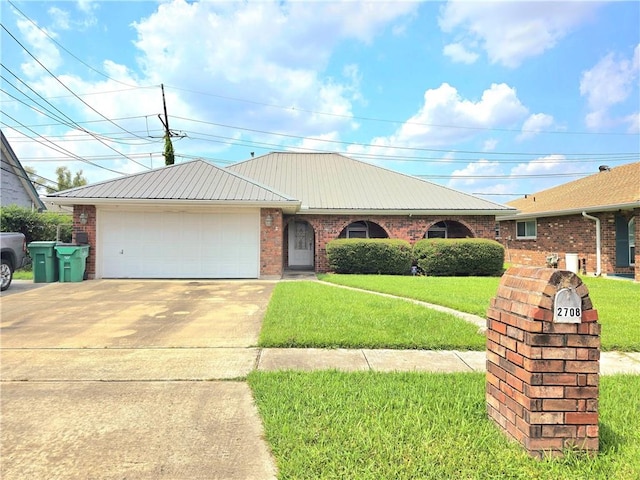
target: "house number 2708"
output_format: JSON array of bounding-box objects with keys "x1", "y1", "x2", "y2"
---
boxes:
[
  {"x1": 556, "y1": 307, "x2": 581, "y2": 317},
  {"x1": 553, "y1": 288, "x2": 582, "y2": 323}
]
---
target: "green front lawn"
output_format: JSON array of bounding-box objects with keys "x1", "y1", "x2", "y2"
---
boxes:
[
  {"x1": 258, "y1": 281, "x2": 485, "y2": 350},
  {"x1": 249, "y1": 371, "x2": 640, "y2": 480},
  {"x1": 13, "y1": 268, "x2": 33, "y2": 280},
  {"x1": 319, "y1": 274, "x2": 640, "y2": 351}
]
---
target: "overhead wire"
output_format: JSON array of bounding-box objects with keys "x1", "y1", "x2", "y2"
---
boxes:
[
  {"x1": 0, "y1": 165, "x2": 59, "y2": 192},
  {"x1": 2, "y1": 4, "x2": 637, "y2": 184},
  {"x1": 164, "y1": 84, "x2": 639, "y2": 138},
  {"x1": 1, "y1": 117, "x2": 127, "y2": 175},
  {"x1": 1, "y1": 24, "x2": 154, "y2": 170},
  {"x1": 6, "y1": 0, "x2": 150, "y2": 90}
]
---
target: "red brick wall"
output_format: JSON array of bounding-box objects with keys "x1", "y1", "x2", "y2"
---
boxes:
[
  {"x1": 298, "y1": 214, "x2": 496, "y2": 273},
  {"x1": 486, "y1": 266, "x2": 600, "y2": 458},
  {"x1": 73, "y1": 205, "x2": 498, "y2": 279},
  {"x1": 499, "y1": 210, "x2": 638, "y2": 281},
  {"x1": 260, "y1": 208, "x2": 283, "y2": 278},
  {"x1": 72, "y1": 205, "x2": 96, "y2": 279}
]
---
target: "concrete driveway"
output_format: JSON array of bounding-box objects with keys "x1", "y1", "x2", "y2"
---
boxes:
[{"x1": 1, "y1": 280, "x2": 278, "y2": 479}]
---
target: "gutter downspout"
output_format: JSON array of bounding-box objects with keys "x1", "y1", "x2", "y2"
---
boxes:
[{"x1": 582, "y1": 212, "x2": 601, "y2": 276}]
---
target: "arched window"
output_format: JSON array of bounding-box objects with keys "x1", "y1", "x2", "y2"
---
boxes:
[
  {"x1": 338, "y1": 221, "x2": 388, "y2": 239},
  {"x1": 425, "y1": 220, "x2": 473, "y2": 239},
  {"x1": 427, "y1": 221, "x2": 448, "y2": 239}
]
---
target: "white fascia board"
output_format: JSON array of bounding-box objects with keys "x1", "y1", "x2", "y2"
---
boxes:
[
  {"x1": 45, "y1": 197, "x2": 301, "y2": 213},
  {"x1": 296, "y1": 208, "x2": 516, "y2": 216},
  {"x1": 498, "y1": 201, "x2": 640, "y2": 221}
]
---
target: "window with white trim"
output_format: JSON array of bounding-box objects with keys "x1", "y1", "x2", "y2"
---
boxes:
[
  {"x1": 516, "y1": 219, "x2": 537, "y2": 239},
  {"x1": 630, "y1": 218, "x2": 636, "y2": 266}
]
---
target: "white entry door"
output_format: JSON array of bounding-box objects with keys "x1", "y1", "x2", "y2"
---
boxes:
[
  {"x1": 288, "y1": 220, "x2": 314, "y2": 267},
  {"x1": 98, "y1": 209, "x2": 259, "y2": 278}
]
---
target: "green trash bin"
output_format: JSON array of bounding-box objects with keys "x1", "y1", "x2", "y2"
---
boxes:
[
  {"x1": 54, "y1": 244, "x2": 90, "y2": 282},
  {"x1": 27, "y1": 241, "x2": 59, "y2": 283}
]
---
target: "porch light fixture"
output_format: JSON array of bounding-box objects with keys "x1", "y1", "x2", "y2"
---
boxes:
[
  {"x1": 79, "y1": 212, "x2": 88, "y2": 224},
  {"x1": 264, "y1": 214, "x2": 273, "y2": 227}
]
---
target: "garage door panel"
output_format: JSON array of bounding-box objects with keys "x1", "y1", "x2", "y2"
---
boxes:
[{"x1": 99, "y1": 210, "x2": 259, "y2": 279}]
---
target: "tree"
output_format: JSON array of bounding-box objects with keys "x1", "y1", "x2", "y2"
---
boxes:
[
  {"x1": 163, "y1": 133, "x2": 175, "y2": 166},
  {"x1": 46, "y1": 167, "x2": 88, "y2": 193},
  {"x1": 24, "y1": 166, "x2": 46, "y2": 193}
]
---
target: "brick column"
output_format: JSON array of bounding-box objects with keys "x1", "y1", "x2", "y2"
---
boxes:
[{"x1": 486, "y1": 266, "x2": 600, "y2": 458}]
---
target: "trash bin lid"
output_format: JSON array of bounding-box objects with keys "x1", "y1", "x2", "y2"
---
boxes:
[{"x1": 28, "y1": 241, "x2": 57, "y2": 247}]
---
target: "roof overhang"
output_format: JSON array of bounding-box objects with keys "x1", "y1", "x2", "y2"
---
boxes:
[
  {"x1": 295, "y1": 207, "x2": 516, "y2": 216},
  {"x1": 498, "y1": 201, "x2": 640, "y2": 221},
  {"x1": 44, "y1": 197, "x2": 302, "y2": 214}
]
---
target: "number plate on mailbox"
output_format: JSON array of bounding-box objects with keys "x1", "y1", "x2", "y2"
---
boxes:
[{"x1": 553, "y1": 287, "x2": 582, "y2": 323}]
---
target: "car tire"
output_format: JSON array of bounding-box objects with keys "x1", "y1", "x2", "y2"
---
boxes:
[{"x1": 1, "y1": 259, "x2": 13, "y2": 291}]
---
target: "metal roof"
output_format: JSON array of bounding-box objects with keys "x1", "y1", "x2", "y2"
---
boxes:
[
  {"x1": 47, "y1": 159, "x2": 299, "y2": 206},
  {"x1": 505, "y1": 161, "x2": 640, "y2": 218},
  {"x1": 228, "y1": 152, "x2": 514, "y2": 214}
]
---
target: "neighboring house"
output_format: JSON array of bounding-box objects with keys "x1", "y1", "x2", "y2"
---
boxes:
[
  {"x1": 1, "y1": 130, "x2": 45, "y2": 211},
  {"x1": 497, "y1": 162, "x2": 640, "y2": 281},
  {"x1": 47, "y1": 152, "x2": 515, "y2": 280}
]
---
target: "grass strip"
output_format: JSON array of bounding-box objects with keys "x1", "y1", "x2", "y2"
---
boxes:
[
  {"x1": 319, "y1": 274, "x2": 640, "y2": 351},
  {"x1": 319, "y1": 274, "x2": 499, "y2": 317},
  {"x1": 248, "y1": 371, "x2": 640, "y2": 480},
  {"x1": 258, "y1": 281, "x2": 485, "y2": 350}
]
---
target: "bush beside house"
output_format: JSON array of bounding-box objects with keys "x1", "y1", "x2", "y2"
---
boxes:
[
  {"x1": 0, "y1": 205, "x2": 72, "y2": 244},
  {"x1": 414, "y1": 238, "x2": 505, "y2": 276},
  {"x1": 326, "y1": 239, "x2": 413, "y2": 275}
]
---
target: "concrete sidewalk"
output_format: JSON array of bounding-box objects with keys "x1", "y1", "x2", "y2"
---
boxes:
[
  {"x1": 4, "y1": 348, "x2": 638, "y2": 383},
  {"x1": 257, "y1": 348, "x2": 640, "y2": 376}
]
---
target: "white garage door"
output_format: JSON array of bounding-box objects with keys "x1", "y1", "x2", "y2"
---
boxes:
[{"x1": 99, "y1": 209, "x2": 260, "y2": 279}]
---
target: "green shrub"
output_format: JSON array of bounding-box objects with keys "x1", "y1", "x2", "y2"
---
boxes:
[
  {"x1": 326, "y1": 239, "x2": 413, "y2": 275},
  {"x1": 0, "y1": 205, "x2": 72, "y2": 244},
  {"x1": 413, "y1": 238, "x2": 504, "y2": 276}
]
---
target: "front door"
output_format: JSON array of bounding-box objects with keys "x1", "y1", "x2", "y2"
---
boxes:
[{"x1": 288, "y1": 220, "x2": 314, "y2": 267}]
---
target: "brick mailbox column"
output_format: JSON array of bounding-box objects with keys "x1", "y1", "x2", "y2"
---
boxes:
[{"x1": 486, "y1": 266, "x2": 600, "y2": 458}]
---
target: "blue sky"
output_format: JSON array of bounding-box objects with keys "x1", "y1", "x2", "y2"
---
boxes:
[{"x1": 1, "y1": 0, "x2": 639, "y2": 202}]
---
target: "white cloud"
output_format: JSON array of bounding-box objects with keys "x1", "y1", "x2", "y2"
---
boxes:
[
  {"x1": 580, "y1": 44, "x2": 640, "y2": 130},
  {"x1": 439, "y1": 1, "x2": 601, "y2": 68},
  {"x1": 16, "y1": 18, "x2": 62, "y2": 77},
  {"x1": 483, "y1": 138, "x2": 498, "y2": 151},
  {"x1": 13, "y1": 0, "x2": 419, "y2": 182},
  {"x1": 447, "y1": 154, "x2": 571, "y2": 196},
  {"x1": 511, "y1": 155, "x2": 566, "y2": 177},
  {"x1": 48, "y1": 7, "x2": 70, "y2": 30},
  {"x1": 130, "y1": 0, "x2": 417, "y2": 140},
  {"x1": 443, "y1": 42, "x2": 479, "y2": 64},
  {"x1": 448, "y1": 159, "x2": 501, "y2": 188},
  {"x1": 623, "y1": 112, "x2": 640, "y2": 134},
  {"x1": 378, "y1": 82, "x2": 528, "y2": 148},
  {"x1": 518, "y1": 113, "x2": 554, "y2": 141}
]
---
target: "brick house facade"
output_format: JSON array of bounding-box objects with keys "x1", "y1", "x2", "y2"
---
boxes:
[
  {"x1": 53, "y1": 153, "x2": 515, "y2": 280},
  {"x1": 499, "y1": 210, "x2": 639, "y2": 281},
  {"x1": 497, "y1": 163, "x2": 639, "y2": 282},
  {"x1": 74, "y1": 206, "x2": 499, "y2": 279},
  {"x1": 287, "y1": 214, "x2": 497, "y2": 273}
]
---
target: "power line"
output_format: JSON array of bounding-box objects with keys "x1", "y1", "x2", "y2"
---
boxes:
[
  {"x1": 171, "y1": 115, "x2": 639, "y2": 159},
  {"x1": 1, "y1": 24, "x2": 155, "y2": 152},
  {"x1": 0, "y1": 165, "x2": 57, "y2": 192},
  {"x1": 1, "y1": 118, "x2": 127, "y2": 175},
  {"x1": 164, "y1": 84, "x2": 639, "y2": 138},
  {"x1": 6, "y1": 0, "x2": 151, "y2": 90}
]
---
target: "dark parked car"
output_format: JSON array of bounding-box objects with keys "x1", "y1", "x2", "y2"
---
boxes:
[{"x1": 1, "y1": 232, "x2": 28, "y2": 291}]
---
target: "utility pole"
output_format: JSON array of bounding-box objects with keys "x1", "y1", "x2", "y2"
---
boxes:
[{"x1": 159, "y1": 83, "x2": 175, "y2": 165}]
